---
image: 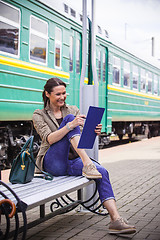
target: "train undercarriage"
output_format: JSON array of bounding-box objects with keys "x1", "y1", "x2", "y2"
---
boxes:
[
  {"x1": 0, "y1": 120, "x2": 160, "y2": 169},
  {"x1": 0, "y1": 121, "x2": 40, "y2": 169},
  {"x1": 99, "y1": 121, "x2": 160, "y2": 149}
]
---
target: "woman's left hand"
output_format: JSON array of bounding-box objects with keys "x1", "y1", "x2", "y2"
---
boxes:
[{"x1": 95, "y1": 124, "x2": 102, "y2": 136}]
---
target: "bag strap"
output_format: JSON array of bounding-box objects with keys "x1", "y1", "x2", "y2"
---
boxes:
[
  {"x1": 25, "y1": 150, "x2": 53, "y2": 181},
  {"x1": 90, "y1": 157, "x2": 101, "y2": 165},
  {"x1": 22, "y1": 136, "x2": 34, "y2": 152}
]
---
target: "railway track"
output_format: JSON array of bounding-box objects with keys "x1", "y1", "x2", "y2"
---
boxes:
[{"x1": 100, "y1": 134, "x2": 149, "y2": 149}]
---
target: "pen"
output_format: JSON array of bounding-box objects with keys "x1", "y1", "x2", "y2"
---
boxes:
[{"x1": 74, "y1": 116, "x2": 86, "y2": 119}]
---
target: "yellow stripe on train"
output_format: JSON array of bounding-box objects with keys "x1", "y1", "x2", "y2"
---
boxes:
[
  {"x1": 108, "y1": 84, "x2": 160, "y2": 100},
  {"x1": 0, "y1": 55, "x2": 70, "y2": 79}
]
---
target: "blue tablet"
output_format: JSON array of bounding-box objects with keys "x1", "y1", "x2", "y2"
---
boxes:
[{"x1": 78, "y1": 106, "x2": 105, "y2": 149}]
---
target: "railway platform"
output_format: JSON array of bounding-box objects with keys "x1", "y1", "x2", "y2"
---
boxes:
[{"x1": 1, "y1": 136, "x2": 160, "y2": 240}]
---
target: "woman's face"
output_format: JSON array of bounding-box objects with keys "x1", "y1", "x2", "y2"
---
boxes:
[{"x1": 46, "y1": 85, "x2": 67, "y2": 108}]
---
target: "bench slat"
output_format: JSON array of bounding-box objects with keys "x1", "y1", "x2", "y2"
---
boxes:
[
  {"x1": 0, "y1": 176, "x2": 93, "y2": 210},
  {"x1": 1, "y1": 176, "x2": 78, "y2": 198}
]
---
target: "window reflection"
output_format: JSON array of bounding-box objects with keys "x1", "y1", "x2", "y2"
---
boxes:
[
  {"x1": 76, "y1": 39, "x2": 80, "y2": 73},
  {"x1": 0, "y1": 23, "x2": 19, "y2": 55},
  {"x1": 55, "y1": 27, "x2": 62, "y2": 68},
  {"x1": 31, "y1": 17, "x2": 47, "y2": 35},
  {"x1": 0, "y1": 1, "x2": 20, "y2": 56},
  {"x1": 98, "y1": 51, "x2": 101, "y2": 81},
  {"x1": 113, "y1": 56, "x2": 120, "y2": 84},
  {"x1": 108, "y1": 54, "x2": 112, "y2": 75},
  {"x1": 140, "y1": 69, "x2": 146, "y2": 92},
  {"x1": 123, "y1": 61, "x2": 130, "y2": 87},
  {"x1": 133, "y1": 65, "x2": 139, "y2": 90},
  {"x1": 147, "y1": 72, "x2": 152, "y2": 93},
  {"x1": 102, "y1": 52, "x2": 106, "y2": 82},
  {"x1": 0, "y1": 1, "x2": 19, "y2": 23},
  {"x1": 69, "y1": 36, "x2": 73, "y2": 72},
  {"x1": 154, "y1": 75, "x2": 158, "y2": 95},
  {"x1": 30, "y1": 16, "x2": 48, "y2": 64},
  {"x1": 30, "y1": 35, "x2": 47, "y2": 63},
  {"x1": 55, "y1": 43, "x2": 61, "y2": 67}
]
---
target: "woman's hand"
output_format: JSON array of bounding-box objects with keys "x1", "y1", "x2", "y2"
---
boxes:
[
  {"x1": 70, "y1": 115, "x2": 86, "y2": 129},
  {"x1": 48, "y1": 115, "x2": 85, "y2": 145},
  {"x1": 95, "y1": 124, "x2": 102, "y2": 136}
]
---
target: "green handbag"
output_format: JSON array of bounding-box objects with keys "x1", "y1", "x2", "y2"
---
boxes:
[{"x1": 9, "y1": 136, "x2": 53, "y2": 184}]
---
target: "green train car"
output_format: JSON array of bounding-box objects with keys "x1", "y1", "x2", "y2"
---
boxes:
[{"x1": 0, "y1": 0, "x2": 160, "y2": 167}]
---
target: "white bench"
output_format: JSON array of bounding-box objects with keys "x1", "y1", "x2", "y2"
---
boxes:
[{"x1": 0, "y1": 176, "x2": 107, "y2": 240}]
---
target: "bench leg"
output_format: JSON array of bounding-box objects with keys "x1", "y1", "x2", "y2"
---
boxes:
[
  {"x1": 79, "y1": 183, "x2": 109, "y2": 216},
  {"x1": 0, "y1": 180, "x2": 28, "y2": 240},
  {"x1": 78, "y1": 189, "x2": 82, "y2": 201},
  {"x1": 40, "y1": 204, "x2": 45, "y2": 218}
]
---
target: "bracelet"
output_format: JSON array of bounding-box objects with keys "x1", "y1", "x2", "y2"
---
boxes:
[{"x1": 66, "y1": 122, "x2": 73, "y2": 131}]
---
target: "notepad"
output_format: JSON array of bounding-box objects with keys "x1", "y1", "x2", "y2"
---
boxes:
[{"x1": 78, "y1": 106, "x2": 105, "y2": 149}]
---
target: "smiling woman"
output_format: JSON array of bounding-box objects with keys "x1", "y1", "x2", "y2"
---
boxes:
[
  {"x1": 32, "y1": 77, "x2": 102, "y2": 175},
  {"x1": 32, "y1": 77, "x2": 136, "y2": 235}
]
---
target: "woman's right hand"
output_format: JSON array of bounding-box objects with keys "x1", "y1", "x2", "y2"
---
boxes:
[{"x1": 70, "y1": 115, "x2": 86, "y2": 129}]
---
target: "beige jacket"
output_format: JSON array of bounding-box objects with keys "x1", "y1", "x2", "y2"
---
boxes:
[{"x1": 32, "y1": 104, "x2": 80, "y2": 172}]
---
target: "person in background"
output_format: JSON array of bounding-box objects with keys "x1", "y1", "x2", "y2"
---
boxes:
[{"x1": 32, "y1": 77, "x2": 136, "y2": 235}]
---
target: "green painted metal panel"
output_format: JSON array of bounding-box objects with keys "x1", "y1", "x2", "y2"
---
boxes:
[
  {"x1": 107, "y1": 88, "x2": 160, "y2": 122},
  {"x1": 0, "y1": 101, "x2": 43, "y2": 120},
  {"x1": 97, "y1": 44, "x2": 108, "y2": 133},
  {"x1": 67, "y1": 29, "x2": 82, "y2": 108},
  {"x1": 0, "y1": 62, "x2": 69, "y2": 120}
]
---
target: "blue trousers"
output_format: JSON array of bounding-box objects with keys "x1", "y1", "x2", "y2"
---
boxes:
[{"x1": 44, "y1": 114, "x2": 115, "y2": 203}]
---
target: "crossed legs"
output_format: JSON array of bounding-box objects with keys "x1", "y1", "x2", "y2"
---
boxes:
[{"x1": 70, "y1": 135, "x2": 120, "y2": 221}]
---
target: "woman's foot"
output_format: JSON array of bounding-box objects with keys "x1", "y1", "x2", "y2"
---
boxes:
[
  {"x1": 109, "y1": 217, "x2": 136, "y2": 234},
  {"x1": 82, "y1": 163, "x2": 102, "y2": 179}
]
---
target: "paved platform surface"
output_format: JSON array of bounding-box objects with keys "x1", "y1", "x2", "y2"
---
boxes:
[{"x1": 5, "y1": 137, "x2": 160, "y2": 240}]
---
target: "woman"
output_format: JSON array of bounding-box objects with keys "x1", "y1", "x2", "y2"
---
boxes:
[{"x1": 32, "y1": 77, "x2": 136, "y2": 235}]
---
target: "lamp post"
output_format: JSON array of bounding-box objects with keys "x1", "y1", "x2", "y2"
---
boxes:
[
  {"x1": 79, "y1": 0, "x2": 99, "y2": 209},
  {"x1": 151, "y1": 37, "x2": 155, "y2": 57},
  {"x1": 80, "y1": 0, "x2": 99, "y2": 160}
]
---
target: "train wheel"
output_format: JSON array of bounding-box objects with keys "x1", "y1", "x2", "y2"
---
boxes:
[
  {"x1": 99, "y1": 137, "x2": 104, "y2": 149},
  {"x1": 148, "y1": 131, "x2": 152, "y2": 139},
  {"x1": 128, "y1": 133, "x2": 132, "y2": 139},
  {"x1": 118, "y1": 134, "x2": 123, "y2": 141}
]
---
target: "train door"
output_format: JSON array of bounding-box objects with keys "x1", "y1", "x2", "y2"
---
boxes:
[
  {"x1": 97, "y1": 45, "x2": 108, "y2": 132},
  {"x1": 69, "y1": 29, "x2": 82, "y2": 107}
]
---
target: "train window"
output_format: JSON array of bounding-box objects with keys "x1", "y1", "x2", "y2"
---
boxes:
[
  {"x1": 69, "y1": 36, "x2": 73, "y2": 72},
  {"x1": 0, "y1": 1, "x2": 20, "y2": 56},
  {"x1": 104, "y1": 30, "x2": 109, "y2": 38},
  {"x1": 102, "y1": 52, "x2": 106, "y2": 82},
  {"x1": 80, "y1": 14, "x2": 83, "y2": 22},
  {"x1": 108, "y1": 53, "x2": 112, "y2": 77},
  {"x1": 98, "y1": 26, "x2": 102, "y2": 34},
  {"x1": 30, "y1": 16, "x2": 48, "y2": 64},
  {"x1": 70, "y1": 8, "x2": 76, "y2": 18},
  {"x1": 132, "y1": 65, "x2": 139, "y2": 90},
  {"x1": 154, "y1": 74, "x2": 158, "y2": 95},
  {"x1": 123, "y1": 61, "x2": 130, "y2": 88},
  {"x1": 64, "y1": 4, "x2": 69, "y2": 13},
  {"x1": 55, "y1": 27, "x2": 62, "y2": 68},
  {"x1": 113, "y1": 56, "x2": 120, "y2": 85},
  {"x1": 98, "y1": 50, "x2": 101, "y2": 81},
  {"x1": 140, "y1": 68, "x2": 146, "y2": 92},
  {"x1": 147, "y1": 72, "x2": 152, "y2": 94},
  {"x1": 76, "y1": 39, "x2": 80, "y2": 73}
]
